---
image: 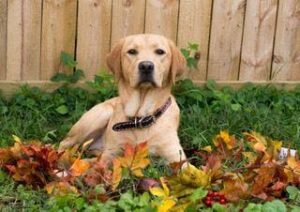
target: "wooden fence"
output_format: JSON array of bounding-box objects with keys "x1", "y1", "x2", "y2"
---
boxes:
[{"x1": 0, "y1": 0, "x2": 299, "y2": 92}]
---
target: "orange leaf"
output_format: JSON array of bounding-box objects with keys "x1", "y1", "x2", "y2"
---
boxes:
[
  {"x1": 117, "y1": 142, "x2": 150, "y2": 178},
  {"x1": 70, "y1": 159, "x2": 90, "y2": 177},
  {"x1": 112, "y1": 158, "x2": 122, "y2": 190},
  {"x1": 222, "y1": 173, "x2": 249, "y2": 202}
]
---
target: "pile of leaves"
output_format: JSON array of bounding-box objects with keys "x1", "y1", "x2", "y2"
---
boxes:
[{"x1": 1, "y1": 132, "x2": 300, "y2": 211}]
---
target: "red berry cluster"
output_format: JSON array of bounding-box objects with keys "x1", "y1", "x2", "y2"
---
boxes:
[{"x1": 203, "y1": 191, "x2": 227, "y2": 207}]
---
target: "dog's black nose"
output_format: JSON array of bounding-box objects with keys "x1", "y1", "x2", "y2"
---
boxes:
[{"x1": 138, "y1": 61, "x2": 154, "y2": 75}]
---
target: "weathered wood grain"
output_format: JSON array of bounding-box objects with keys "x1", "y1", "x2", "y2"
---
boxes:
[
  {"x1": 272, "y1": 0, "x2": 300, "y2": 80},
  {"x1": 239, "y1": 0, "x2": 278, "y2": 81},
  {"x1": 77, "y1": 0, "x2": 112, "y2": 79},
  {"x1": 207, "y1": 0, "x2": 246, "y2": 80},
  {"x1": 177, "y1": 0, "x2": 212, "y2": 80},
  {"x1": 111, "y1": 0, "x2": 146, "y2": 46},
  {"x1": 0, "y1": 0, "x2": 7, "y2": 80},
  {"x1": 41, "y1": 0, "x2": 77, "y2": 80},
  {"x1": 145, "y1": 0, "x2": 179, "y2": 41},
  {"x1": 6, "y1": 0, "x2": 22, "y2": 80}
]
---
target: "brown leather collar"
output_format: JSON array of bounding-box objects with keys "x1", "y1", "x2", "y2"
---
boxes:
[{"x1": 112, "y1": 97, "x2": 172, "y2": 131}]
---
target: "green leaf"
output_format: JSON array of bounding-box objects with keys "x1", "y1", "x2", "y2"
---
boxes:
[
  {"x1": 291, "y1": 206, "x2": 300, "y2": 212},
  {"x1": 51, "y1": 73, "x2": 68, "y2": 82},
  {"x1": 189, "y1": 187, "x2": 207, "y2": 203},
  {"x1": 188, "y1": 42, "x2": 199, "y2": 51},
  {"x1": 231, "y1": 103, "x2": 241, "y2": 111},
  {"x1": 186, "y1": 91, "x2": 203, "y2": 101},
  {"x1": 244, "y1": 203, "x2": 262, "y2": 212},
  {"x1": 60, "y1": 52, "x2": 77, "y2": 68},
  {"x1": 287, "y1": 186, "x2": 300, "y2": 201},
  {"x1": 187, "y1": 57, "x2": 198, "y2": 69},
  {"x1": 206, "y1": 80, "x2": 216, "y2": 90},
  {"x1": 180, "y1": 49, "x2": 190, "y2": 58},
  {"x1": 262, "y1": 200, "x2": 286, "y2": 212},
  {"x1": 55, "y1": 105, "x2": 69, "y2": 115},
  {"x1": 212, "y1": 203, "x2": 226, "y2": 212}
]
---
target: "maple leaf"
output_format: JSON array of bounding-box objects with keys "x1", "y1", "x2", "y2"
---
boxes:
[
  {"x1": 45, "y1": 181, "x2": 78, "y2": 196},
  {"x1": 179, "y1": 164, "x2": 210, "y2": 187},
  {"x1": 150, "y1": 178, "x2": 176, "y2": 212},
  {"x1": 0, "y1": 140, "x2": 63, "y2": 187},
  {"x1": 117, "y1": 142, "x2": 150, "y2": 177},
  {"x1": 222, "y1": 173, "x2": 249, "y2": 202},
  {"x1": 202, "y1": 154, "x2": 223, "y2": 181},
  {"x1": 284, "y1": 156, "x2": 300, "y2": 184},
  {"x1": 83, "y1": 159, "x2": 112, "y2": 187},
  {"x1": 244, "y1": 131, "x2": 267, "y2": 151},
  {"x1": 167, "y1": 164, "x2": 210, "y2": 199},
  {"x1": 69, "y1": 158, "x2": 90, "y2": 177},
  {"x1": 213, "y1": 131, "x2": 236, "y2": 150}
]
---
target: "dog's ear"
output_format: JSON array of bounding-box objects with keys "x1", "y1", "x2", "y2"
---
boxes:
[
  {"x1": 106, "y1": 39, "x2": 125, "y2": 81},
  {"x1": 169, "y1": 40, "x2": 186, "y2": 84}
]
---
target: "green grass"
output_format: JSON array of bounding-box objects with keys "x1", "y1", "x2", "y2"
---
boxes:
[{"x1": 1, "y1": 78, "x2": 300, "y2": 210}]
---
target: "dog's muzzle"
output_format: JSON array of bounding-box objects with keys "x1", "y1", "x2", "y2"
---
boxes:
[{"x1": 138, "y1": 61, "x2": 155, "y2": 84}]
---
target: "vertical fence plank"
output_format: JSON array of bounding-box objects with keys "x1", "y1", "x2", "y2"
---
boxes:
[
  {"x1": 22, "y1": 0, "x2": 42, "y2": 80},
  {"x1": 239, "y1": 0, "x2": 278, "y2": 81},
  {"x1": 145, "y1": 0, "x2": 179, "y2": 41},
  {"x1": 272, "y1": 0, "x2": 300, "y2": 80},
  {"x1": 6, "y1": 0, "x2": 22, "y2": 80},
  {"x1": 77, "y1": 0, "x2": 112, "y2": 79},
  {"x1": 41, "y1": 0, "x2": 77, "y2": 80},
  {"x1": 111, "y1": 0, "x2": 146, "y2": 46},
  {"x1": 177, "y1": 0, "x2": 212, "y2": 81},
  {"x1": 0, "y1": 0, "x2": 7, "y2": 80},
  {"x1": 207, "y1": 0, "x2": 246, "y2": 80}
]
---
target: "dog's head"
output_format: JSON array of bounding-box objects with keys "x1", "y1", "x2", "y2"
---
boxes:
[{"x1": 106, "y1": 34, "x2": 186, "y2": 88}]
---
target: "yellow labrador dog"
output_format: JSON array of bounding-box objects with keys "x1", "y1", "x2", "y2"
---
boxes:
[{"x1": 59, "y1": 34, "x2": 186, "y2": 165}]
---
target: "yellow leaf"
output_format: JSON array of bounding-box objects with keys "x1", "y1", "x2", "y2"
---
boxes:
[
  {"x1": 286, "y1": 156, "x2": 300, "y2": 175},
  {"x1": 150, "y1": 177, "x2": 170, "y2": 197},
  {"x1": 70, "y1": 158, "x2": 90, "y2": 177},
  {"x1": 179, "y1": 164, "x2": 210, "y2": 187},
  {"x1": 12, "y1": 135, "x2": 22, "y2": 143},
  {"x1": 150, "y1": 187, "x2": 167, "y2": 198},
  {"x1": 271, "y1": 140, "x2": 282, "y2": 152},
  {"x1": 202, "y1": 145, "x2": 212, "y2": 153},
  {"x1": 213, "y1": 131, "x2": 236, "y2": 150},
  {"x1": 158, "y1": 199, "x2": 176, "y2": 212},
  {"x1": 45, "y1": 181, "x2": 78, "y2": 196},
  {"x1": 242, "y1": 152, "x2": 257, "y2": 163}
]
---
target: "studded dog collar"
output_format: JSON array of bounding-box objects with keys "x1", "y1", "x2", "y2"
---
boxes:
[{"x1": 112, "y1": 97, "x2": 172, "y2": 131}]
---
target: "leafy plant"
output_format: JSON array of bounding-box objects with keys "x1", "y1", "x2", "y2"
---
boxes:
[
  {"x1": 180, "y1": 42, "x2": 200, "y2": 69},
  {"x1": 51, "y1": 52, "x2": 85, "y2": 84}
]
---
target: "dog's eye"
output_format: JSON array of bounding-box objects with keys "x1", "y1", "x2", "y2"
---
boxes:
[
  {"x1": 127, "y1": 49, "x2": 138, "y2": 55},
  {"x1": 155, "y1": 49, "x2": 165, "y2": 55}
]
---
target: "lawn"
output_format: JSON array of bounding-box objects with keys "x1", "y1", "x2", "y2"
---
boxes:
[{"x1": 1, "y1": 73, "x2": 300, "y2": 211}]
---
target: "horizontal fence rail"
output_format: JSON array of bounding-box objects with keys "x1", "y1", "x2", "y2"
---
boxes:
[{"x1": 0, "y1": 0, "x2": 299, "y2": 87}]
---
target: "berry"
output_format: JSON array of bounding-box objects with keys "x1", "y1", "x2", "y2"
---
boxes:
[
  {"x1": 205, "y1": 196, "x2": 212, "y2": 201},
  {"x1": 205, "y1": 200, "x2": 212, "y2": 207},
  {"x1": 220, "y1": 198, "x2": 227, "y2": 204},
  {"x1": 207, "y1": 191, "x2": 213, "y2": 197}
]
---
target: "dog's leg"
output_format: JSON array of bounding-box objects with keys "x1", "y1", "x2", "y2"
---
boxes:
[
  {"x1": 58, "y1": 98, "x2": 117, "y2": 151},
  {"x1": 155, "y1": 134, "x2": 187, "y2": 164}
]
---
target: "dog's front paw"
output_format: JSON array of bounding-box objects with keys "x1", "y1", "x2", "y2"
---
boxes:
[{"x1": 58, "y1": 137, "x2": 79, "y2": 152}]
